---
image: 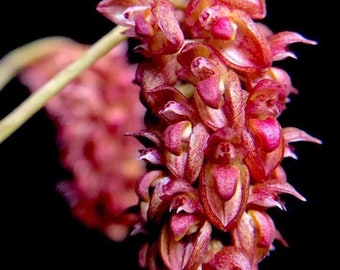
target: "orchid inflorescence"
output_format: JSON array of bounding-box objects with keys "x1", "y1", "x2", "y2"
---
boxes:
[
  {"x1": 19, "y1": 41, "x2": 146, "y2": 242},
  {"x1": 0, "y1": 0, "x2": 321, "y2": 269}
]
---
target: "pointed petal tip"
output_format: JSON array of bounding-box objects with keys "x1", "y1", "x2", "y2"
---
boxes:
[
  {"x1": 307, "y1": 39, "x2": 318, "y2": 45},
  {"x1": 300, "y1": 195, "x2": 307, "y2": 202},
  {"x1": 315, "y1": 138, "x2": 323, "y2": 144}
]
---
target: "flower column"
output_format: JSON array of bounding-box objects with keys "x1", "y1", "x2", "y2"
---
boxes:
[{"x1": 97, "y1": 0, "x2": 321, "y2": 269}]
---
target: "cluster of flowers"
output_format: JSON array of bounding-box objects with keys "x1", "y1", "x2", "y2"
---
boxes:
[
  {"x1": 96, "y1": 0, "x2": 321, "y2": 268},
  {"x1": 17, "y1": 0, "x2": 321, "y2": 269},
  {"x1": 20, "y1": 41, "x2": 146, "y2": 242}
]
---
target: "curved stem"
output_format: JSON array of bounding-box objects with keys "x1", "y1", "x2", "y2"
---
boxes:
[
  {"x1": 0, "y1": 25, "x2": 127, "y2": 144},
  {"x1": 0, "y1": 37, "x2": 74, "y2": 91}
]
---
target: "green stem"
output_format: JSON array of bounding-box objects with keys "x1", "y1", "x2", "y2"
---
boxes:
[
  {"x1": 0, "y1": 37, "x2": 74, "y2": 92},
  {"x1": 0, "y1": 25, "x2": 127, "y2": 144}
]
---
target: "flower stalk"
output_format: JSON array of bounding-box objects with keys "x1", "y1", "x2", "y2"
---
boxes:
[
  {"x1": 0, "y1": 25, "x2": 127, "y2": 143},
  {"x1": 0, "y1": 37, "x2": 72, "y2": 92}
]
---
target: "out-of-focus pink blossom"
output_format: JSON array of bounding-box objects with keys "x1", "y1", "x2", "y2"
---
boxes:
[{"x1": 19, "y1": 40, "x2": 146, "y2": 242}]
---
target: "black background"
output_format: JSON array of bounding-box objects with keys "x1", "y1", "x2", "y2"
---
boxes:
[{"x1": 0, "y1": 1, "x2": 336, "y2": 269}]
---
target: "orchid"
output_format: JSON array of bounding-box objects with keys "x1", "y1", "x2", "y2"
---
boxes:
[
  {"x1": 0, "y1": 0, "x2": 321, "y2": 269},
  {"x1": 95, "y1": 0, "x2": 321, "y2": 269},
  {"x1": 19, "y1": 40, "x2": 146, "y2": 242}
]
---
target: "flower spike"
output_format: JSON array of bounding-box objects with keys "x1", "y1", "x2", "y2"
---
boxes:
[{"x1": 97, "y1": 0, "x2": 321, "y2": 268}]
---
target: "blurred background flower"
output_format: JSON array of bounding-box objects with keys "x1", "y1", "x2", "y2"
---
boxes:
[{"x1": 19, "y1": 39, "x2": 146, "y2": 242}]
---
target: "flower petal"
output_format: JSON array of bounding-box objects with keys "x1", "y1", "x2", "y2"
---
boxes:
[{"x1": 199, "y1": 163, "x2": 249, "y2": 231}]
